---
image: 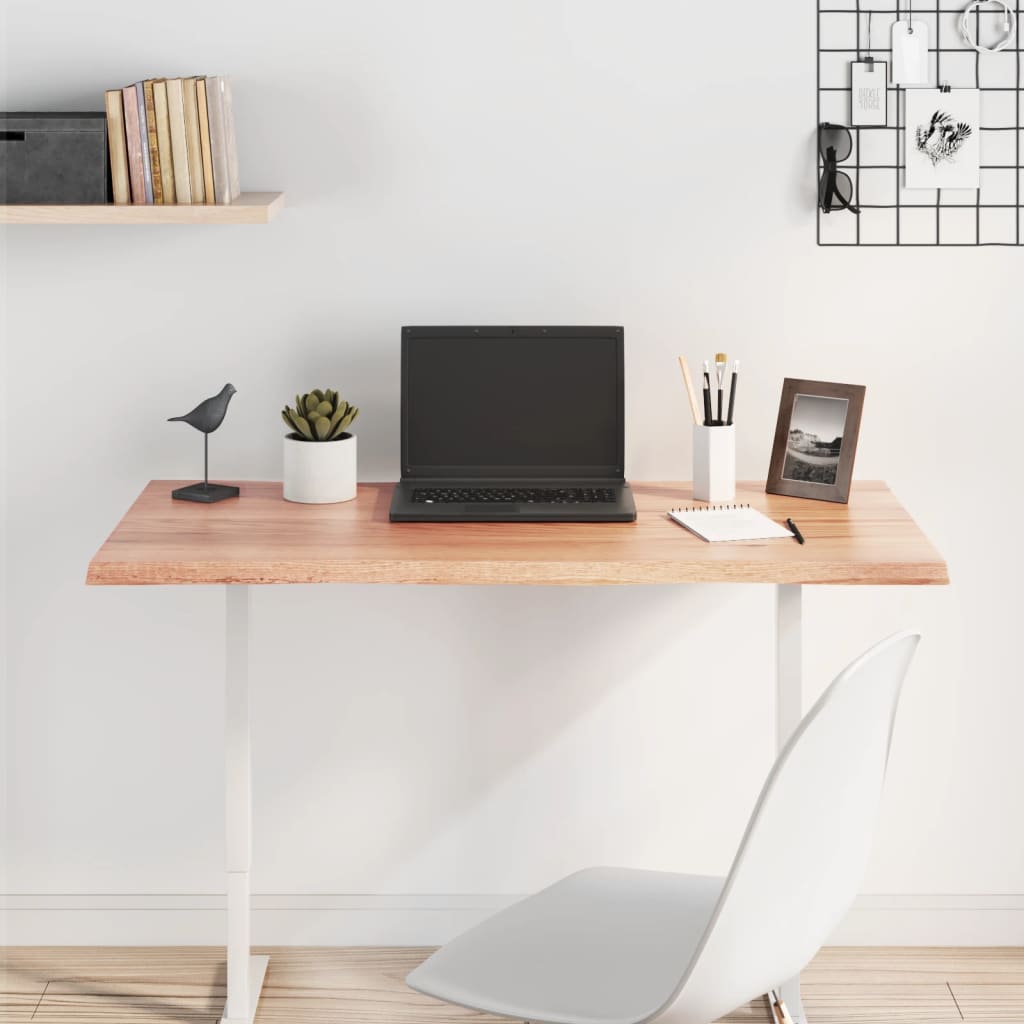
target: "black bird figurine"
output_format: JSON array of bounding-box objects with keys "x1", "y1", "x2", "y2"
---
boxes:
[
  {"x1": 169, "y1": 382, "x2": 236, "y2": 433},
  {"x1": 168, "y1": 383, "x2": 240, "y2": 503}
]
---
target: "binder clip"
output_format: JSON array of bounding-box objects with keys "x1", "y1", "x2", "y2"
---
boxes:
[{"x1": 940, "y1": 81, "x2": 952, "y2": 93}]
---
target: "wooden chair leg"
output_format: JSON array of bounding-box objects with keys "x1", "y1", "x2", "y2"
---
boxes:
[{"x1": 770, "y1": 988, "x2": 798, "y2": 1024}]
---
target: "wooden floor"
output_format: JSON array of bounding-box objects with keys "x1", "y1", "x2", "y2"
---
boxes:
[{"x1": 1, "y1": 947, "x2": 1022, "y2": 1023}]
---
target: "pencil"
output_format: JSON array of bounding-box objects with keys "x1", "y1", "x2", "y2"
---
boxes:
[{"x1": 678, "y1": 356, "x2": 702, "y2": 426}]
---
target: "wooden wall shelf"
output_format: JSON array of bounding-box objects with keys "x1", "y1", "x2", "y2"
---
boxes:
[{"x1": 0, "y1": 191, "x2": 284, "y2": 224}]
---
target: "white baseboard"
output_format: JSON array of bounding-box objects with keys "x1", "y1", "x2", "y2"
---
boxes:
[
  {"x1": 829, "y1": 894, "x2": 1024, "y2": 945},
  {"x1": 2, "y1": 893, "x2": 1022, "y2": 947},
  {"x1": 0, "y1": 894, "x2": 512, "y2": 947}
]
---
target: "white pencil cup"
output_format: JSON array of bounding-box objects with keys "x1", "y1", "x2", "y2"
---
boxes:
[{"x1": 693, "y1": 424, "x2": 736, "y2": 503}]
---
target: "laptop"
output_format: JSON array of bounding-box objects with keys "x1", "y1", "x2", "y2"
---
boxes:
[{"x1": 389, "y1": 326, "x2": 637, "y2": 523}]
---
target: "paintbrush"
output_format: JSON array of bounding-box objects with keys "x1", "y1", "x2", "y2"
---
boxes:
[{"x1": 715, "y1": 352, "x2": 728, "y2": 424}]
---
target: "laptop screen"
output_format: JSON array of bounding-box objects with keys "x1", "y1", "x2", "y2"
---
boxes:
[{"x1": 402, "y1": 327, "x2": 624, "y2": 478}]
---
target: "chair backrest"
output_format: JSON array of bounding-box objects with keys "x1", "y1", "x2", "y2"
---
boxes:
[{"x1": 659, "y1": 632, "x2": 920, "y2": 1024}]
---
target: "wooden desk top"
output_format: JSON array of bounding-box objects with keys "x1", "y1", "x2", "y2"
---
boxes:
[{"x1": 86, "y1": 481, "x2": 948, "y2": 587}]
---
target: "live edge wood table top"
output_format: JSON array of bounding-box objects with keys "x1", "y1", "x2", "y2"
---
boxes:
[{"x1": 86, "y1": 481, "x2": 949, "y2": 587}]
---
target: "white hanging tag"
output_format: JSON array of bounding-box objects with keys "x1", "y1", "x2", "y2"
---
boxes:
[
  {"x1": 851, "y1": 60, "x2": 888, "y2": 126},
  {"x1": 892, "y1": 21, "x2": 930, "y2": 85}
]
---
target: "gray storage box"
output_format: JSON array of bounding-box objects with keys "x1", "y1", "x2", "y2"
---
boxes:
[{"x1": 0, "y1": 112, "x2": 110, "y2": 204}]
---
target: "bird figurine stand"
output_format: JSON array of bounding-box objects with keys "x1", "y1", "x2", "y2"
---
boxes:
[{"x1": 168, "y1": 383, "x2": 240, "y2": 503}]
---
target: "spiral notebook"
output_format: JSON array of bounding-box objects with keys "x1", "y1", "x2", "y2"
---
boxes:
[{"x1": 668, "y1": 504, "x2": 793, "y2": 543}]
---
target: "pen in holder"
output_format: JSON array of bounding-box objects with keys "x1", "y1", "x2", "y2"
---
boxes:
[{"x1": 693, "y1": 424, "x2": 736, "y2": 503}]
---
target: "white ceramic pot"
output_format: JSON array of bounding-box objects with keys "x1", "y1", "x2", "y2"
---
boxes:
[{"x1": 283, "y1": 434, "x2": 357, "y2": 503}]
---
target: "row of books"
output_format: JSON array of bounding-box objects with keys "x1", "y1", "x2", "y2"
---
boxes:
[{"x1": 104, "y1": 77, "x2": 240, "y2": 206}]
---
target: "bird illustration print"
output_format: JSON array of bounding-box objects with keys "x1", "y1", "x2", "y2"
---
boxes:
[{"x1": 915, "y1": 110, "x2": 973, "y2": 166}]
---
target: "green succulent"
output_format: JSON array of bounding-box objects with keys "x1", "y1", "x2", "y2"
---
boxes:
[{"x1": 281, "y1": 388, "x2": 360, "y2": 442}]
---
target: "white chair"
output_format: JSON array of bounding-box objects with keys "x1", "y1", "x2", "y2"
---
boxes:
[{"x1": 407, "y1": 632, "x2": 920, "y2": 1024}]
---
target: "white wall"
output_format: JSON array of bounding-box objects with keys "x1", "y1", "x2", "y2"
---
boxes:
[{"x1": 2, "y1": 0, "x2": 1022, "y2": 944}]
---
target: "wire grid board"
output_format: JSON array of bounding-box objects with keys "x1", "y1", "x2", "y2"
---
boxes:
[{"x1": 817, "y1": 1, "x2": 1023, "y2": 245}]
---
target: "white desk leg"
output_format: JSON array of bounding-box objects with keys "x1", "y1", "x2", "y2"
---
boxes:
[
  {"x1": 776, "y1": 584, "x2": 803, "y2": 751},
  {"x1": 776, "y1": 584, "x2": 808, "y2": 1024},
  {"x1": 222, "y1": 585, "x2": 269, "y2": 1024}
]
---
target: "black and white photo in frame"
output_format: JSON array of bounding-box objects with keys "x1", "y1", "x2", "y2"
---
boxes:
[
  {"x1": 783, "y1": 395, "x2": 848, "y2": 487},
  {"x1": 905, "y1": 89, "x2": 980, "y2": 189},
  {"x1": 767, "y1": 379, "x2": 865, "y2": 504}
]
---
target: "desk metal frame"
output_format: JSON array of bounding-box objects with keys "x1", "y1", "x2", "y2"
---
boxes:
[{"x1": 216, "y1": 583, "x2": 808, "y2": 1024}]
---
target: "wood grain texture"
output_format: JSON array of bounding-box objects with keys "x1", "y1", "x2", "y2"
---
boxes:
[
  {"x1": 3, "y1": 947, "x2": 1019, "y2": 1024},
  {"x1": 86, "y1": 481, "x2": 949, "y2": 587},
  {"x1": 948, "y1": 983, "x2": 1024, "y2": 1020},
  {"x1": 0, "y1": 977, "x2": 47, "y2": 1020},
  {"x1": 806, "y1": 948, "x2": 1024, "y2": 986},
  {"x1": 0, "y1": 192, "x2": 284, "y2": 225},
  {"x1": 799, "y1": 984, "x2": 962, "y2": 1022}
]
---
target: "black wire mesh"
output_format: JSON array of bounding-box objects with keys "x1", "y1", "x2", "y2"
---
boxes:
[{"x1": 817, "y1": 1, "x2": 1023, "y2": 245}]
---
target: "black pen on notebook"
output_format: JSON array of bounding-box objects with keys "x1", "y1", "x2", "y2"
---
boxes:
[{"x1": 786, "y1": 518, "x2": 805, "y2": 545}]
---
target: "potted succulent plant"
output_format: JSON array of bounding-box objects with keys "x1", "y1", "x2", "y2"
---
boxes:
[{"x1": 281, "y1": 389, "x2": 360, "y2": 503}]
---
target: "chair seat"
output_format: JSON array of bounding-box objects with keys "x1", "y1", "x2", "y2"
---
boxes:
[{"x1": 407, "y1": 867, "x2": 725, "y2": 1024}]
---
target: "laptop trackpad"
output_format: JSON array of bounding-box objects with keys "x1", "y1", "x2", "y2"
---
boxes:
[{"x1": 465, "y1": 504, "x2": 521, "y2": 513}]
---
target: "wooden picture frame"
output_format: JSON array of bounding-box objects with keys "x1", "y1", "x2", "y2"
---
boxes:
[{"x1": 766, "y1": 379, "x2": 865, "y2": 504}]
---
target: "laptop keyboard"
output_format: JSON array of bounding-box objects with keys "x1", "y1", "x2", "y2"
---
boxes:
[{"x1": 412, "y1": 487, "x2": 617, "y2": 505}]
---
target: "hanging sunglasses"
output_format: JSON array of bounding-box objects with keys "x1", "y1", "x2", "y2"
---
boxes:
[{"x1": 818, "y1": 123, "x2": 860, "y2": 215}]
